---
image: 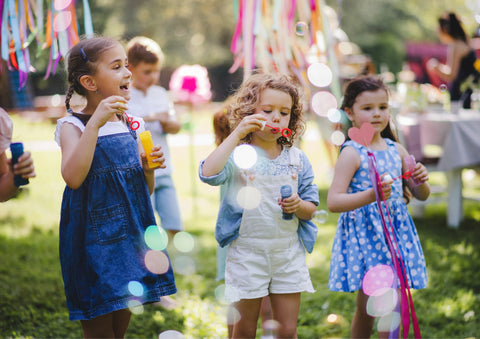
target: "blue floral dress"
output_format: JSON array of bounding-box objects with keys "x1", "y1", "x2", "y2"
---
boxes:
[{"x1": 328, "y1": 139, "x2": 428, "y2": 292}]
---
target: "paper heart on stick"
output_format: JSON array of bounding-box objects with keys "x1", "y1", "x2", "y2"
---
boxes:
[{"x1": 348, "y1": 123, "x2": 375, "y2": 147}]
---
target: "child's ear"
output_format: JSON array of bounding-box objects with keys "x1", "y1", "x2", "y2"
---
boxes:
[
  {"x1": 79, "y1": 75, "x2": 97, "y2": 93},
  {"x1": 344, "y1": 107, "x2": 354, "y2": 121}
]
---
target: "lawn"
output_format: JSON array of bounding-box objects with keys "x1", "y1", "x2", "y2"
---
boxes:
[{"x1": 0, "y1": 110, "x2": 479, "y2": 338}]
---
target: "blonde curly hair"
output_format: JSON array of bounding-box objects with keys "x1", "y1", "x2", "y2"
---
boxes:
[{"x1": 229, "y1": 72, "x2": 305, "y2": 147}]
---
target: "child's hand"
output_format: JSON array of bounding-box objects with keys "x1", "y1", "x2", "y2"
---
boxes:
[
  {"x1": 233, "y1": 114, "x2": 266, "y2": 140},
  {"x1": 141, "y1": 145, "x2": 166, "y2": 171},
  {"x1": 90, "y1": 96, "x2": 128, "y2": 128},
  {"x1": 412, "y1": 162, "x2": 429, "y2": 184},
  {"x1": 8, "y1": 151, "x2": 36, "y2": 179},
  {"x1": 379, "y1": 173, "x2": 393, "y2": 200},
  {"x1": 278, "y1": 193, "x2": 302, "y2": 214}
]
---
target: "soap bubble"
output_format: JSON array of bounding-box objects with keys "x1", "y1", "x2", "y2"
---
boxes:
[
  {"x1": 312, "y1": 209, "x2": 328, "y2": 224},
  {"x1": 295, "y1": 22, "x2": 308, "y2": 36}
]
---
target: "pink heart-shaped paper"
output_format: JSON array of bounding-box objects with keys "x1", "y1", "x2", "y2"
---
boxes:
[{"x1": 348, "y1": 123, "x2": 374, "y2": 147}]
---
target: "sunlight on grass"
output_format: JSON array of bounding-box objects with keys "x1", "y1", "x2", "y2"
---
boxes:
[{"x1": 2, "y1": 113, "x2": 480, "y2": 338}]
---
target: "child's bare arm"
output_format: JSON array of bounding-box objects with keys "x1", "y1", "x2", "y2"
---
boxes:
[{"x1": 201, "y1": 114, "x2": 265, "y2": 177}]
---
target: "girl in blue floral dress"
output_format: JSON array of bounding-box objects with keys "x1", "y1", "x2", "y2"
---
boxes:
[{"x1": 327, "y1": 75, "x2": 430, "y2": 338}]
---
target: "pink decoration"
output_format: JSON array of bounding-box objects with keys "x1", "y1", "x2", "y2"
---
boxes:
[
  {"x1": 169, "y1": 64, "x2": 212, "y2": 105},
  {"x1": 348, "y1": 122, "x2": 374, "y2": 147}
]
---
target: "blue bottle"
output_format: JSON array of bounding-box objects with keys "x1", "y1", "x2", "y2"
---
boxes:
[
  {"x1": 280, "y1": 185, "x2": 293, "y2": 220},
  {"x1": 10, "y1": 142, "x2": 29, "y2": 187}
]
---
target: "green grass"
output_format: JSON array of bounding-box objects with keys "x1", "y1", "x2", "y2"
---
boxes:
[{"x1": 1, "y1": 112, "x2": 479, "y2": 338}]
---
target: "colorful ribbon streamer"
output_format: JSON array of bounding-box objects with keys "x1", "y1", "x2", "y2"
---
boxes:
[{"x1": 0, "y1": 0, "x2": 94, "y2": 87}]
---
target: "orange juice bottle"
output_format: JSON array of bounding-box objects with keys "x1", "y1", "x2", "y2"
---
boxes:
[{"x1": 139, "y1": 130, "x2": 160, "y2": 169}]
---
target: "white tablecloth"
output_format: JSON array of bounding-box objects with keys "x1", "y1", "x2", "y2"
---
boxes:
[{"x1": 397, "y1": 110, "x2": 480, "y2": 227}]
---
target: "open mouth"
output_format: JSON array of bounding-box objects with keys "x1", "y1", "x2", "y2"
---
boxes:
[{"x1": 120, "y1": 84, "x2": 129, "y2": 91}]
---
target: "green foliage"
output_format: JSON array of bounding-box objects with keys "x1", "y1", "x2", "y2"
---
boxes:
[{"x1": 1, "y1": 115, "x2": 480, "y2": 338}]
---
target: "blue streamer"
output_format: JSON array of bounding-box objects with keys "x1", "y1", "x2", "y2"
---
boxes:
[{"x1": 82, "y1": 0, "x2": 93, "y2": 37}]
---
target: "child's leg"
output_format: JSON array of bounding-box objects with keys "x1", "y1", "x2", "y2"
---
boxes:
[
  {"x1": 80, "y1": 309, "x2": 131, "y2": 338},
  {"x1": 351, "y1": 289, "x2": 375, "y2": 339},
  {"x1": 112, "y1": 309, "x2": 132, "y2": 338},
  {"x1": 260, "y1": 295, "x2": 273, "y2": 322},
  {"x1": 231, "y1": 298, "x2": 262, "y2": 338},
  {"x1": 269, "y1": 292, "x2": 301, "y2": 338}
]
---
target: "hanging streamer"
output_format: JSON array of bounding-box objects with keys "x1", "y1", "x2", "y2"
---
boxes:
[{"x1": 0, "y1": 0, "x2": 94, "y2": 86}]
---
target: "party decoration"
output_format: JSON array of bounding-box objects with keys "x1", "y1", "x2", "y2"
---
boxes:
[
  {"x1": 169, "y1": 64, "x2": 212, "y2": 216},
  {"x1": 0, "y1": 0, "x2": 94, "y2": 87},
  {"x1": 229, "y1": 0, "x2": 341, "y2": 98},
  {"x1": 350, "y1": 122, "x2": 422, "y2": 339},
  {"x1": 169, "y1": 64, "x2": 212, "y2": 105}
]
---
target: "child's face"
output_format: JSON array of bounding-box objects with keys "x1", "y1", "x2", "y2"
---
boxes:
[
  {"x1": 129, "y1": 61, "x2": 161, "y2": 92},
  {"x1": 93, "y1": 43, "x2": 131, "y2": 101},
  {"x1": 254, "y1": 88, "x2": 292, "y2": 140},
  {"x1": 346, "y1": 89, "x2": 389, "y2": 134}
]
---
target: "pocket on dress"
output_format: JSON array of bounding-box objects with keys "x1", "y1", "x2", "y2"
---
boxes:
[{"x1": 89, "y1": 204, "x2": 128, "y2": 245}]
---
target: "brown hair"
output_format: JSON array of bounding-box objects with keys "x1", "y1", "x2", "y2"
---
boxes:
[
  {"x1": 342, "y1": 75, "x2": 412, "y2": 203},
  {"x1": 342, "y1": 75, "x2": 398, "y2": 142},
  {"x1": 229, "y1": 72, "x2": 305, "y2": 147},
  {"x1": 64, "y1": 36, "x2": 119, "y2": 112},
  {"x1": 213, "y1": 100, "x2": 233, "y2": 146},
  {"x1": 126, "y1": 36, "x2": 164, "y2": 67}
]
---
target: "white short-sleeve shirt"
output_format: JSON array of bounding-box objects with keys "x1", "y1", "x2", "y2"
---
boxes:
[{"x1": 54, "y1": 114, "x2": 145, "y2": 147}]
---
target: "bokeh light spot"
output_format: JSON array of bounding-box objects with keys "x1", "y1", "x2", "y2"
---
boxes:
[
  {"x1": 159, "y1": 330, "x2": 186, "y2": 339},
  {"x1": 214, "y1": 284, "x2": 227, "y2": 304},
  {"x1": 128, "y1": 280, "x2": 144, "y2": 297},
  {"x1": 363, "y1": 264, "x2": 395, "y2": 296},
  {"x1": 311, "y1": 91, "x2": 338, "y2": 117},
  {"x1": 366, "y1": 288, "x2": 398, "y2": 317},
  {"x1": 226, "y1": 305, "x2": 241, "y2": 326},
  {"x1": 54, "y1": 0, "x2": 72, "y2": 10},
  {"x1": 236, "y1": 186, "x2": 262, "y2": 209},
  {"x1": 173, "y1": 255, "x2": 196, "y2": 275},
  {"x1": 233, "y1": 144, "x2": 257, "y2": 169},
  {"x1": 327, "y1": 109, "x2": 342, "y2": 123},
  {"x1": 330, "y1": 130, "x2": 346, "y2": 146},
  {"x1": 144, "y1": 250, "x2": 170, "y2": 274},
  {"x1": 144, "y1": 225, "x2": 168, "y2": 250},
  {"x1": 53, "y1": 11, "x2": 72, "y2": 32},
  {"x1": 307, "y1": 63, "x2": 333, "y2": 87},
  {"x1": 127, "y1": 299, "x2": 144, "y2": 315},
  {"x1": 377, "y1": 311, "x2": 401, "y2": 333},
  {"x1": 327, "y1": 313, "x2": 339, "y2": 323},
  {"x1": 173, "y1": 232, "x2": 195, "y2": 253}
]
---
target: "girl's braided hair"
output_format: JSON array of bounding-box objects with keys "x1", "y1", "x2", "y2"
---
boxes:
[{"x1": 64, "y1": 36, "x2": 119, "y2": 112}]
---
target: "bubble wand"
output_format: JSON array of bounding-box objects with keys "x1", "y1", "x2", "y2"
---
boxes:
[
  {"x1": 348, "y1": 123, "x2": 421, "y2": 339},
  {"x1": 260, "y1": 121, "x2": 292, "y2": 138}
]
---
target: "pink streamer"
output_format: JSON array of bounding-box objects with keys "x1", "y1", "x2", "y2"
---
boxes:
[{"x1": 368, "y1": 152, "x2": 421, "y2": 339}]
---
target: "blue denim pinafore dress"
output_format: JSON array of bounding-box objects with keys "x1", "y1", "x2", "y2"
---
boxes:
[{"x1": 59, "y1": 119, "x2": 176, "y2": 320}]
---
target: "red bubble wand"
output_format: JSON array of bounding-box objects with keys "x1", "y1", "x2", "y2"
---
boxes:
[
  {"x1": 261, "y1": 121, "x2": 292, "y2": 137},
  {"x1": 348, "y1": 123, "x2": 421, "y2": 339}
]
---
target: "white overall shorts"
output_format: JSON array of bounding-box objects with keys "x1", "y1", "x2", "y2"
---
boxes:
[{"x1": 224, "y1": 148, "x2": 315, "y2": 303}]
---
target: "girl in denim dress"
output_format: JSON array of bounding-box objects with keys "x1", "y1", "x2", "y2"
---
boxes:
[
  {"x1": 200, "y1": 73, "x2": 319, "y2": 338},
  {"x1": 55, "y1": 37, "x2": 176, "y2": 338},
  {"x1": 327, "y1": 76, "x2": 430, "y2": 338}
]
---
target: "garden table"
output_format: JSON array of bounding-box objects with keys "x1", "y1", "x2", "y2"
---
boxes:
[{"x1": 396, "y1": 110, "x2": 480, "y2": 228}]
